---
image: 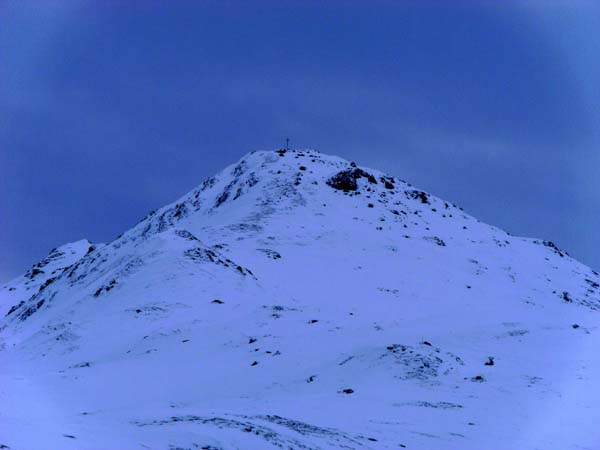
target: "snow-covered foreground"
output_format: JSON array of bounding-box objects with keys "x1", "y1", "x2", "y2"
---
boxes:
[{"x1": 1, "y1": 149, "x2": 599, "y2": 449}]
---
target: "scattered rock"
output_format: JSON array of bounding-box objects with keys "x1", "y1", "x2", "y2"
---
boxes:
[
  {"x1": 93, "y1": 279, "x2": 117, "y2": 297},
  {"x1": 384, "y1": 344, "x2": 463, "y2": 380},
  {"x1": 70, "y1": 362, "x2": 92, "y2": 369},
  {"x1": 327, "y1": 168, "x2": 377, "y2": 192},
  {"x1": 38, "y1": 276, "x2": 57, "y2": 293},
  {"x1": 424, "y1": 236, "x2": 446, "y2": 247},
  {"x1": 258, "y1": 249, "x2": 282, "y2": 259},
  {"x1": 407, "y1": 190, "x2": 429, "y2": 204},
  {"x1": 30, "y1": 268, "x2": 45, "y2": 278},
  {"x1": 542, "y1": 240, "x2": 566, "y2": 257},
  {"x1": 5, "y1": 300, "x2": 25, "y2": 317},
  {"x1": 398, "y1": 401, "x2": 463, "y2": 409}
]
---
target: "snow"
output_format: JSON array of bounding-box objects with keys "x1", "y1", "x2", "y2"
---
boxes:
[
  {"x1": 1, "y1": 149, "x2": 599, "y2": 449},
  {"x1": 0, "y1": 239, "x2": 92, "y2": 317}
]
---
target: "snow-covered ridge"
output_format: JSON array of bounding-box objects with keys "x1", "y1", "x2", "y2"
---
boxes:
[
  {"x1": 0, "y1": 239, "x2": 93, "y2": 317},
  {"x1": 1, "y1": 149, "x2": 599, "y2": 449},
  {"x1": 112, "y1": 148, "x2": 491, "y2": 252},
  {"x1": 4, "y1": 149, "x2": 596, "y2": 322}
]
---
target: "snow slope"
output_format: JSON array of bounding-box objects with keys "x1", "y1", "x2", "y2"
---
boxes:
[
  {"x1": 1, "y1": 149, "x2": 599, "y2": 450},
  {"x1": 0, "y1": 239, "x2": 93, "y2": 317}
]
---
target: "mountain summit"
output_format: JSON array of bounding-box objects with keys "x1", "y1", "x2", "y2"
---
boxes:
[{"x1": 1, "y1": 149, "x2": 599, "y2": 449}]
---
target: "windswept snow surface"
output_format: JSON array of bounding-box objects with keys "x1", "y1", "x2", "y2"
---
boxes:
[{"x1": 1, "y1": 149, "x2": 599, "y2": 449}]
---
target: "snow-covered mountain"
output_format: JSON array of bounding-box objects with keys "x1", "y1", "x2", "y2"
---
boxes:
[{"x1": 1, "y1": 149, "x2": 599, "y2": 450}]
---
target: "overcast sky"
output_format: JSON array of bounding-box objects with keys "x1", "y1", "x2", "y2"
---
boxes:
[{"x1": 2, "y1": 1, "x2": 600, "y2": 281}]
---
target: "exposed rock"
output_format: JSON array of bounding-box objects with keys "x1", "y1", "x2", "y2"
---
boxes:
[{"x1": 327, "y1": 168, "x2": 377, "y2": 191}]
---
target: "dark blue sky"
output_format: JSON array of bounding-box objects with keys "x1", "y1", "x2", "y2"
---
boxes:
[{"x1": 2, "y1": 1, "x2": 599, "y2": 281}]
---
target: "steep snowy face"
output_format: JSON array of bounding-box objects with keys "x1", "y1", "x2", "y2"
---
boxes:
[
  {"x1": 117, "y1": 148, "x2": 456, "y2": 243},
  {"x1": 1, "y1": 150, "x2": 600, "y2": 450},
  {"x1": 0, "y1": 239, "x2": 93, "y2": 316}
]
